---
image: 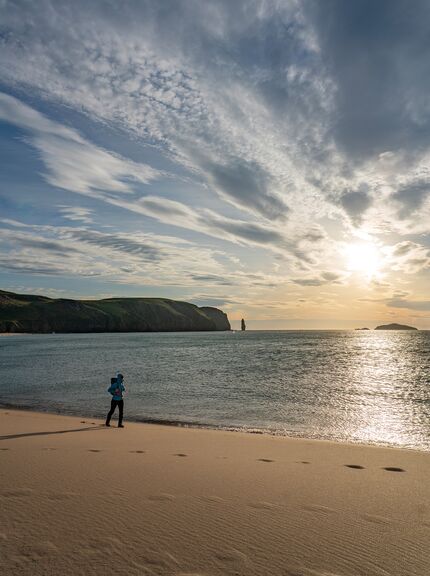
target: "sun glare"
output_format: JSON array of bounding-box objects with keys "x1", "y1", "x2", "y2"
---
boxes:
[{"x1": 344, "y1": 241, "x2": 382, "y2": 277}]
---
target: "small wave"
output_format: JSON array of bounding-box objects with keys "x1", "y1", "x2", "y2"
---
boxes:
[{"x1": 1, "y1": 401, "x2": 429, "y2": 451}]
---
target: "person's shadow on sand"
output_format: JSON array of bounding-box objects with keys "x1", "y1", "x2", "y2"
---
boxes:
[{"x1": 0, "y1": 425, "x2": 106, "y2": 441}]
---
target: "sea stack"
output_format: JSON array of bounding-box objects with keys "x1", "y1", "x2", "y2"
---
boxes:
[{"x1": 241, "y1": 318, "x2": 246, "y2": 331}]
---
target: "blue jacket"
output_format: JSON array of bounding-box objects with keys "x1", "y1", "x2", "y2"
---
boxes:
[{"x1": 108, "y1": 374, "x2": 125, "y2": 401}]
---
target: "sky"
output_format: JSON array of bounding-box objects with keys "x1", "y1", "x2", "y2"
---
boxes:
[{"x1": 0, "y1": 0, "x2": 430, "y2": 329}]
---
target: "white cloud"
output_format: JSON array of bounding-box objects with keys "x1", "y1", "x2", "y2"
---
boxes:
[
  {"x1": 58, "y1": 206, "x2": 94, "y2": 224},
  {"x1": 0, "y1": 92, "x2": 161, "y2": 197}
]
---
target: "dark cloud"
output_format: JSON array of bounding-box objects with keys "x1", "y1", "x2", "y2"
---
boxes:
[
  {"x1": 64, "y1": 230, "x2": 162, "y2": 261},
  {"x1": 292, "y1": 277, "x2": 325, "y2": 286},
  {"x1": 339, "y1": 187, "x2": 372, "y2": 225},
  {"x1": 0, "y1": 256, "x2": 98, "y2": 276},
  {"x1": 1, "y1": 224, "x2": 166, "y2": 262},
  {"x1": 292, "y1": 270, "x2": 342, "y2": 286},
  {"x1": 10, "y1": 236, "x2": 79, "y2": 256},
  {"x1": 370, "y1": 278, "x2": 390, "y2": 289},
  {"x1": 190, "y1": 274, "x2": 234, "y2": 285},
  {"x1": 207, "y1": 215, "x2": 285, "y2": 246},
  {"x1": 321, "y1": 271, "x2": 341, "y2": 282},
  {"x1": 393, "y1": 241, "x2": 417, "y2": 257},
  {"x1": 386, "y1": 298, "x2": 430, "y2": 311},
  {"x1": 204, "y1": 212, "x2": 316, "y2": 263},
  {"x1": 205, "y1": 158, "x2": 289, "y2": 221},
  {"x1": 391, "y1": 180, "x2": 430, "y2": 219},
  {"x1": 299, "y1": 229, "x2": 326, "y2": 243},
  {"x1": 405, "y1": 258, "x2": 429, "y2": 269},
  {"x1": 306, "y1": 0, "x2": 430, "y2": 160},
  {"x1": 392, "y1": 290, "x2": 410, "y2": 299}
]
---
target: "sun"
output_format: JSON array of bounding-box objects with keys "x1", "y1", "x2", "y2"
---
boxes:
[{"x1": 344, "y1": 241, "x2": 383, "y2": 277}]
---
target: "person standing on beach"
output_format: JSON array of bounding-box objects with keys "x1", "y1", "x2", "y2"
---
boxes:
[{"x1": 106, "y1": 373, "x2": 125, "y2": 428}]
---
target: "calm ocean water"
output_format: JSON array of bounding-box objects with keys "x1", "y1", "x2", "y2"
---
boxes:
[{"x1": 1, "y1": 330, "x2": 430, "y2": 450}]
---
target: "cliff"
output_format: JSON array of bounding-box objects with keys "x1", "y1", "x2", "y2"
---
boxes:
[
  {"x1": 374, "y1": 323, "x2": 417, "y2": 331},
  {"x1": 0, "y1": 290, "x2": 231, "y2": 333}
]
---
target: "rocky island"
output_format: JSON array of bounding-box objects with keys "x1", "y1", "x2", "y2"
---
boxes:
[
  {"x1": 0, "y1": 290, "x2": 230, "y2": 333},
  {"x1": 375, "y1": 323, "x2": 417, "y2": 331}
]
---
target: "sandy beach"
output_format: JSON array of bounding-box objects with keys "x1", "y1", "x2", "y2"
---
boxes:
[{"x1": 0, "y1": 409, "x2": 429, "y2": 576}]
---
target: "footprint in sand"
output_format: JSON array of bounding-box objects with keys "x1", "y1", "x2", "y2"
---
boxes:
[
  {"x1": 362, "y1": 513, "x2": 392, "y2": 525},
  {"x1": 80, "y1": 537, "x2": 117, "y2": 557},
  {"x1": 147, "y1": 493, "x2": 176, "y2": 502},
  {"x1": 134, "y1": 551, "x2": 180, "y2": 569},
  {"x1": 88, "y1": 449, "x2": 102, "y2": 453},
  {"x1": 200, "y1": 495, "x2": 226, "y2": 503},
  {"x1": 284, "y1": 570, "x2": 306, "y2": 576},
  {"x1": 20, "y1": 541, "x2": 58, "y2": 560},
  {"x1": 295, "y1": 460, "x2": 310, "y2": 464},
  {"x1": 345, "y1": 464, "x2": 365, "y2": 469},
  {"x1": 129, "y1": 450, "x2": 145, "y2": 453},
  {"x1": 47, "y1": 492, "x2": 78, "y2": 501},
  {"x1": 214, "y1": 549, "x2": 248, "y2": 565},
  {"x1": 257, "y1": 458, "x2": 274, "y2": 463},
  {"x1": 0, "y1": 448, "x2": 10, "y2": 451},
  {"x1": 302, "y1": 504, "x2": 337, "y2": 515},
  {"x1": 383, "y1": 467, "x2": 405, "y2": 472},
  {"x1": 173, "y1": 453, "x2": 188, "y2": 457},
  {"x1": 248, "y1": 501, "x2": 277, "y2": 510}
]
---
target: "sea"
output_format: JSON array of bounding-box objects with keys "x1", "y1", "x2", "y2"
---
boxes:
[{"x1": 1, "y1": 330, "x2": 430, "y2": 450}]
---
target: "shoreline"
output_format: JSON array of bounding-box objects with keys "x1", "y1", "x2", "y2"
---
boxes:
[
  {"x1": 0, "y1": 332, "x2": 33, "y2": 336},
  {"x1": 2, "y1": 404, "x2": 428, "y2": 453},
  {"x1": 2, "y1": 329, "x2": 430, "y2": 335},
  {"x1": 1, "y1": 408, "x2": 429, "y2": 575}
]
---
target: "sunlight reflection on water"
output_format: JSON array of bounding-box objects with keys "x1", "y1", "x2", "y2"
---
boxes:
[{"x1": 343, "y1": 332, "x2": 430, "y2": 449}]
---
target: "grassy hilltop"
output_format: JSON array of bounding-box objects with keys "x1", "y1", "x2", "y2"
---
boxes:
[{"x1": 0, "y1": 290, "x2": 230, "y2": 333}]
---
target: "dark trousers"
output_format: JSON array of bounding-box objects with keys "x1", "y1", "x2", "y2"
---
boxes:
[{"x1": 106, "y1": 399, "x2": 124, "y2": 425}]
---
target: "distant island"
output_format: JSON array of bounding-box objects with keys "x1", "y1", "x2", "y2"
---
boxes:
[
  {"x1": 0, "y1": 290, "x2": 231, "y2": 333},
  {"x1": 355, "y1": 327, "x2": 370, "y2": 330},
  {"x1": 374, "y1": 323, "x2": 417, "y2": 331}
]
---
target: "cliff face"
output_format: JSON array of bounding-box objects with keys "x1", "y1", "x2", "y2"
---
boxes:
[
  {"x1": 199, "y1": 307, "x2": 230, "y2": 331},
  {"x1": 0, "y1": 291, "x2": 231, "y2": 333}
]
